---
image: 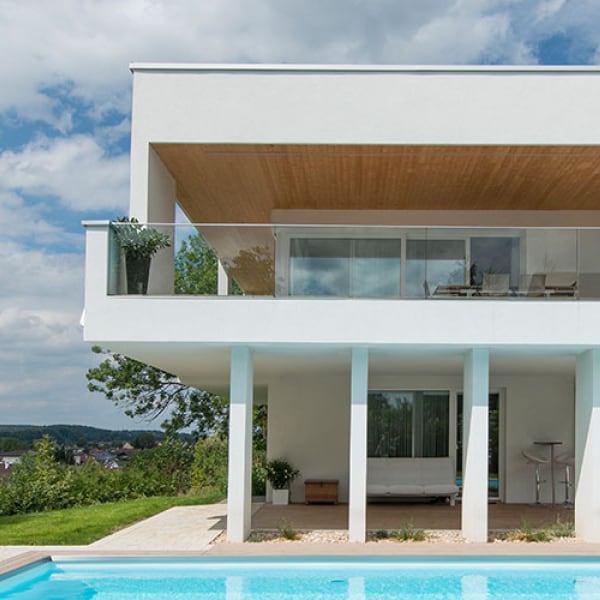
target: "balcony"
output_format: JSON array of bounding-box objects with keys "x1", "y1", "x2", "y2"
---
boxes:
[{"x1": 103, "y1": 222, "x2": 600, "y2": 301}]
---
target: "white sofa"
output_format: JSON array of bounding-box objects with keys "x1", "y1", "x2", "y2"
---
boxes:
[{"x1": 367, "y1": 457, "x2": 459, "y2": 506}]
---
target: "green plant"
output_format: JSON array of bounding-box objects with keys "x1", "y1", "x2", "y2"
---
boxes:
[
  {"x1": 374, "y1": 529, "x2": 390, "y2": 540},
  {"x1": 265, "y1": 458, "x2": 299, "y2": 490},
  {"x1": 393, "y1": 522, "x2": 427, "y2": 542},
  {"x1": 112, "y1": 217, "x2": 171, "y2": 259},
  {"x1": 507, "y1": 519, "x2": 552, "y2": 542},
  {"x1": 549, "y1": 516, "x2": 574, "y2": 538},
  {"x1": 278, "y1": 519, "x2": 299, "y2": 540},
  {"x1": 191, "y1": 435, "x2": 228, "y2": 495}
]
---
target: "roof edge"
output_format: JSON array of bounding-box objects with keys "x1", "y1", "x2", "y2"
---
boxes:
[{"x1": 129, "y1": 63, "x2": 600, "y2": 74}]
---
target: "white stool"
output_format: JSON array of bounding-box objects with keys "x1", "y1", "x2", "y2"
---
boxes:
[
  {"x1": 555, "y1": 453, "x2": 574, "y2": 506},
  {"x1": 522, "y1": 450, "x2": 549, "y2": 504}
]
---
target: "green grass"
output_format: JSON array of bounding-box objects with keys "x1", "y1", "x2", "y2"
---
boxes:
[{"x1": 0, "y1": 493, "x2": 223, "y2": 545}]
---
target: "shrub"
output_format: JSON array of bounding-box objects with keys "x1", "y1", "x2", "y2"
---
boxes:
[
  {"x1": 278, "y1": 519, "x2": 300, "y2": 540},
  {"x1": 393, "y1": 523, "x2": 427, "y2": 542},
  {"x1": 191, "y1": 436, "x2": 228, "y2": 495},
  {"x1": 0, "y1": 436, "x2": 74, "y2": 514}
]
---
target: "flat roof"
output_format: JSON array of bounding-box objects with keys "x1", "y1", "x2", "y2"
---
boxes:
[{"x1": 129, "y1": 63, "x2": 600, "y2": 74}]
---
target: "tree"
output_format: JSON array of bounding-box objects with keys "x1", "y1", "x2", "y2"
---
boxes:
[
  {"x1": 87, "y1": 346, "x2": 228, "y2": 438},
  {"x1": 175, "y1": 234, "x2": 217, "y2": 294},
  {"x1": 86, "y1": 233, "x2": 258, "y2": 440},
  {"x1": 175, "y1": 233, "x2": 242, "y2": 295},
  {"x1": 133, "y1": 431, "x2": 158, "y2": 449}
]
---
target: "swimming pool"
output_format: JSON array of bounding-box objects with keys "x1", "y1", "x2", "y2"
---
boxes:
[{"x1": 2, "y1": 557, "x2": 600, "y2": 599}]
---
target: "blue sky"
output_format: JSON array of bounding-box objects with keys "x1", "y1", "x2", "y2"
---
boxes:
[{"x1": 1, "y1": 0, "x2": 599, "y2": 430}]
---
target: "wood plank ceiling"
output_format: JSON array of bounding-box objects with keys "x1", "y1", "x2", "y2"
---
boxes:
[{"x1": 153, "y1": 143, "x2": 600, "y2": 223}]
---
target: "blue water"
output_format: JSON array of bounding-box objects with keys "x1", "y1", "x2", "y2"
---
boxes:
[{"x1": 2, "y1": 557, "x2": 600, "y2": 599}]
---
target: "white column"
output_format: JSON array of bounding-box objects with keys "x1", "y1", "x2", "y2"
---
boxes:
[
  {"x1": 575, "y1": 349, "x2": 600, "y2": 542},
  {"x1": 349, "y1": 347, "x2": 368, "y2": 543},
  {"x1": 218, "y1": 260, "x2": 230, "y2": 296},
  {"x1": 461, "y1": 348, "x2": 489, "y2": 543},
  {"x1": 146, "y1": 147, "x2": 176, "y2": 295},
  {"x1": 227, "y1": 346, "x2": 253, "y2": 542}
]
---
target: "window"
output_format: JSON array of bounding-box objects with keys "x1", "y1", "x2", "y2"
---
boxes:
[
  {"x1": 368, "y1": 391, "x2": 450, "y2": 458},
  {"x1": 406, "y1": 239, "x2": 466, "y2": 298},
  {"x1": 289, "y1": 238, "x2": 401, "y2": 297}
]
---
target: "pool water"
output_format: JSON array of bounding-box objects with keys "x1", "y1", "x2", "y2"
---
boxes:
[{"x1": 2, "y1": 557, "x2": 600, "y2": 599}]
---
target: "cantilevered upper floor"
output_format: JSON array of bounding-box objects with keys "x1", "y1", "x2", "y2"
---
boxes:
[{"x1": 82, "y1": 64, "x2": 600, "y2": 380}]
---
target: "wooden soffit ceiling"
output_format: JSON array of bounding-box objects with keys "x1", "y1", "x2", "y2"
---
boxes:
[{"x1": 152, "y1": 143, "x2": 600, "y2": 223}]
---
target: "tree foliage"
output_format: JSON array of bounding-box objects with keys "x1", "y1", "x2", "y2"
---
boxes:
[
  {"x1": 86, "y1": 233, "x2": 245, "y2": 439},
  {"x1": 87, "y1": 346, "x2": 228, "y2": 438}
]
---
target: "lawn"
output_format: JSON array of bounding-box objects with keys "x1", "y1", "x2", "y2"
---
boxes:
[{"x1": 0, "y1": 493, "x2": 223, "y2": 545}]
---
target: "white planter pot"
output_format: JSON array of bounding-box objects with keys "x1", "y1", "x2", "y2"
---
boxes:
[{"x1": 272, "y1": 489, "x2": 289, "y2": 505}]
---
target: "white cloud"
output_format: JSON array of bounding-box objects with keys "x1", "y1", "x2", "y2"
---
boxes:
[
  {"x1": 0, "y1": 239, "x2": 146, "y2": 429},
  {"x1": 0, "y1": 135, "x2": 129, "y2": 212},
  {"x1": 1, "y1": 0, "x2": 600, "y2": 431},
  {"x1": 2, "y1": 0, "x2": 599, "y2": 129}
]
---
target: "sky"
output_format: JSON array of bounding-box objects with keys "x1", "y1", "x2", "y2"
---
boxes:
[{"x1": 1, "y1": 0, "x2": 600, "y2": 431}]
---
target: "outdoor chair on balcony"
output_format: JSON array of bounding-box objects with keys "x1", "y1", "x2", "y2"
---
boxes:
[
  {"x1": 517, "y1": 273, "x2": 546, "y2": 297},
  {"x1": 481, "y1": 273, "x2": 510, "y2": 296}
]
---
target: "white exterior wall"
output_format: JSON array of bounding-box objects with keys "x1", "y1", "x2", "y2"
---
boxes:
[
  {"x1": 266, "y1": 372, "x2": 573, "y2": 505},
  {"x1": 501, "y1": 375, "x2": 574, "y2": 504},
  {"x1": 267, "y1": 375, "x2": 351, "y2": 503},
  {"x1": 129, "y1": 66, "x2": 600, "y2": 218}
]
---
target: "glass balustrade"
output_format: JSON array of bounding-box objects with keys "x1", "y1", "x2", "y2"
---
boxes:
[{"x1": 105, "y1": 222, "x2": 600, "y2": 300}]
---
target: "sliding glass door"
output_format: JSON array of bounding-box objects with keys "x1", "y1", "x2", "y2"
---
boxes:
[{"x1": 289, "y1": 238, "x2": 401, "y2": 297}]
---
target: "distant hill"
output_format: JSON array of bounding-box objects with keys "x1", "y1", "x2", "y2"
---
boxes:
[{"x1": 0, "y1": 424, "x2": 166, "y2": 447}]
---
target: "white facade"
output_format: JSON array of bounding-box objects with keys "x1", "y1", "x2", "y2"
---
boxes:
[{"x1": 83, "y1": 64, "x2": 600, "y2": 542}]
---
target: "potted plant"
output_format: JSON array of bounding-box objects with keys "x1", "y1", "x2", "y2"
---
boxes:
[
  {"x1": 112, "y1": 217, "x2": 171, "y2": 294},
  {"x1": 266, "y1": 458, "x2": 299, "y2": 505}
]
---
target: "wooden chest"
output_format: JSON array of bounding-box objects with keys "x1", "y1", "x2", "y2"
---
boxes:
[{"x1": 304, "y1": 479, "x2": 339, "y2": 504}]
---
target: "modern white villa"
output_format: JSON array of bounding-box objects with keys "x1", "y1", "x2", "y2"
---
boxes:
[{"x1": 83, "y1": 64, "x2": 600, "y2": 544}]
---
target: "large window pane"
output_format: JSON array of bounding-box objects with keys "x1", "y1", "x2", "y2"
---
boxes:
[
  {"x1": 470, "y1": 237, "x2": 520, "y2": 288},
  {"x1": 351, "y1": 239, "x2": 401, "y2": 297},
  {"x1": 420, "y1": 391, "x2": 450, "y2": 457},
  {"x1": 289, "y1": 239, "x2": 350, "y2": 296},
  {"x1": 289, "y1": 238, "x2": 401, "y2": 297},
  {"x1": 368, "y1": 392, "x2": 413, "y2": 457},
  {"x1": 368, "y1": 390, "x2": 449, "y2": 458},
  {"x1": 406, "y1": 240, "x2": 466, "y2": 297}
]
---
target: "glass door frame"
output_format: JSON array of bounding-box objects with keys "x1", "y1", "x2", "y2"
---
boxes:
[{"x1": 456, "y1": 388, "x2": 506, "y2": 502}]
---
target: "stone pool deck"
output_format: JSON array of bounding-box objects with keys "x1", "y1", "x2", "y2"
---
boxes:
[{"x1": 1, "y1": 502, "x2": 600, "y2": 575}]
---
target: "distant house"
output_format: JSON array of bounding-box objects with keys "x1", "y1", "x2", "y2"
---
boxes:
[{"x1": 0, "y1": 450, "x2": 28, "y2": 468}]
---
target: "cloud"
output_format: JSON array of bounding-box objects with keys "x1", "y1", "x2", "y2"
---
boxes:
[
  {"x1": 2, "y1": 0, "x2": 600, "y2": 130},
  {"x1": 1, "y1": 0, "x2": 600, "y2": 431},
  {"x1": 0, "y1": 238, "x2": 144, "y2": 429},
  {"x1": 0, "y1": 135, "x2": 129, "y2": 212}
]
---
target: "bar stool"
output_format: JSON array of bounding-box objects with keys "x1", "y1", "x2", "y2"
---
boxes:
[
  {"x1": 522, "y1": 450, "x2": 549, "y2": 504},
  {"x1": 555, "y1": 453, "x2": 574, "y2": 506}
]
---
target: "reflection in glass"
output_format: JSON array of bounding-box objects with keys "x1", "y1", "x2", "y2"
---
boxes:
[
  {"x1": 368, "y1": 391, "x2": 450, "y2": 458},
  {"x1": 406, "y1": 239, "x2": 466, "y2": 297},
  {"x1": 290, "y1": 238, "x2": 350, "y2": 296},
  {"x1": 289, "y1": 238, "x2": 401, "y2": 297},
  {"x1": 470, "y1": 237, "x2": 520, "y2": 288},
  {"x1": 352, "y1": 239, "x2": 401, "y2": 297}
]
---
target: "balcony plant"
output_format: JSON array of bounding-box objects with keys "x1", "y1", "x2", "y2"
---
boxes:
[
  {"x1": 112, "y1": 217, "x2": 171, "y2": 294},
  {"x1": 266, "y1": 458, "x2": 299, "y2": 505}
]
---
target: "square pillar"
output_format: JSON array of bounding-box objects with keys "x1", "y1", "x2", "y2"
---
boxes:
[
  {"x1": 227, "y1": 346, "x2": 253, "y2": 542},
  {"x1": 461, "y1": 348, "x2": 489, "y2": 543},
  {"x1": 575, "y1": 349, "x2": 600, "y2": 542},
  {"x1": 349, "y1": 347, "x2": 368, "y2": 543}
]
